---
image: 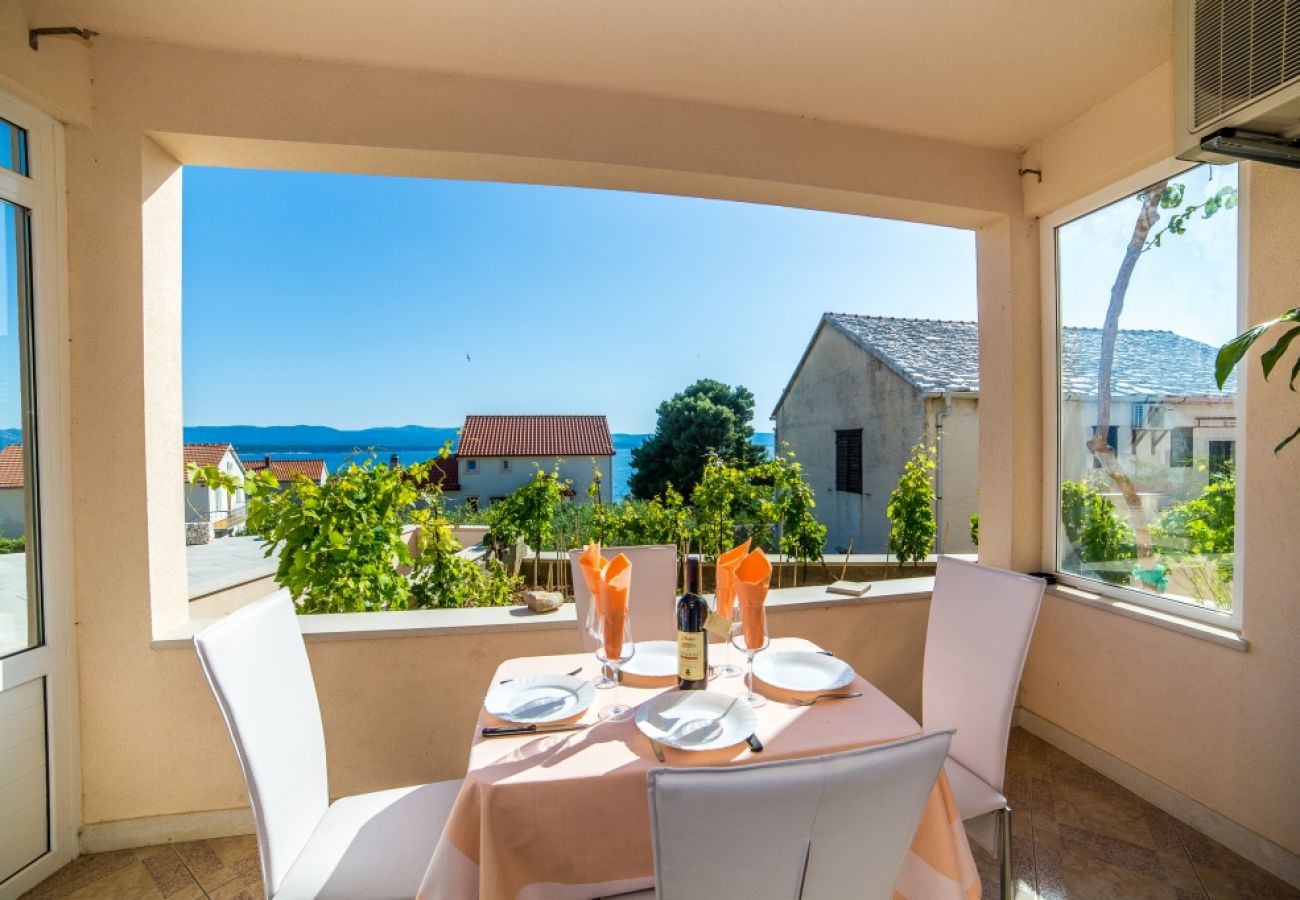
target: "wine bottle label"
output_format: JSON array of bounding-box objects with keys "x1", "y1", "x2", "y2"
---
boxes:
[
  {"x1": 703, "y1": 611, "x2": 733, "y2": 640},
  {"x1": 678, "y1": 630, "x2": 705, "y2": 681}
]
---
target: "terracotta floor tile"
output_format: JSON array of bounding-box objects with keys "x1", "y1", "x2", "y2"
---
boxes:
[{"x1": 18, "y1": 728, "x2": 1299, "y2": 899}]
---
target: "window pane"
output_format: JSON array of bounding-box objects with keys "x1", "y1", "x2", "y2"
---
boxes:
[
  {"x1": 1056, "y1": 164, "x2": 1238, "y2": 612},
  {"x1": 0, "y1": 117, "x2": 29, "y2": 176},
  {"x1": 0, "y1": 199, "x2": 39, "y2": 657}
]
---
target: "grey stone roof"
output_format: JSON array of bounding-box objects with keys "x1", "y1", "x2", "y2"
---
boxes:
[{"x1": 815, "y1": 313, "x2": 1234, "y2": 400}]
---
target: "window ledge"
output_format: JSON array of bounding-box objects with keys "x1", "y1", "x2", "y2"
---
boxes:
[
  {"x1": 1046, "y1": 584, "x2": 1247, "y2": 651},
  {"x1": 152, "y1": 577, "x2": 936, "y2": 650}
]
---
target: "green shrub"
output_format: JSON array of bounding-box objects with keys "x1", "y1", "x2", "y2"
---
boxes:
[
  {"x1": 1060, "y1": 479, "x2": 1136, "y2": 586},
  {"x1": 886, "y1": 443, "x2": 937, "y2": 565}
]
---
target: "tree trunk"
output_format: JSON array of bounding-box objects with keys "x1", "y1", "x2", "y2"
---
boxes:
[{"x1": 1087, "y1": 182, "x2": 1165, "y2": 568}]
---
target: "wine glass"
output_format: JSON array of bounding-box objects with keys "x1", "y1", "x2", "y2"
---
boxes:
[
  {"x1": 711, "y1": 591, "x2": 742, "y2": 679},
  {"x1": 590, "y1": 608, "x2": 635, "y2": 721},
  {"x1": 729, "y1": 604, "x2": 769, "y2": 708}
]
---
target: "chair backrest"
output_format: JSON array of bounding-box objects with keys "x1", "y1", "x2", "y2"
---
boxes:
[
  {"x1": 193, "y1": 590, "x2": 329, "y2": 898},
  {"x1": 567, "y1": 544, "x2": 678, "y2": 651},
  {"x1": 922, "y1": 556, "x2": 1045, "y2": 792},
  {"x1": 647, "y1": 729, "x2": 953, "y2": 900}
]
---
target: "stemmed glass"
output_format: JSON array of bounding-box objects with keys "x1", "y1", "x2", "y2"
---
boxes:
[
  {"x1": 711, "y1": 592, "x2": 742, "y2": 679},
  {"x1": 589, "y1": 607, "x2": 635, "y2": 721},
  {"x1": 729, "y1": 605, "x2": 769, "y2": 708}
]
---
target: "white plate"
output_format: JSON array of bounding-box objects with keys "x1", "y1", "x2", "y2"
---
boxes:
[
  {"x1": 620, "y1": 640, "x2": 678, "y2": 678},
  {"x1": 635, "y1": 690, "x2": 758, "y2": 751},
  {"x1": 752, "y1": 651, "x2": 855, "y2": 692},
  {"x1": 483, "y1": 674, "x2": 596, "y2": 724}
]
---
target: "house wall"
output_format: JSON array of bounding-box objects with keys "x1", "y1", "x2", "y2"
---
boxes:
[
  {"x1": 926, "y1": 394, "x2": 979, "y2": 554},
  {"x1": 0, "y1": 488, "x2": 26, "y2": 540},
  {"x1": 458, "y1": 455, "x2": 612, "y2": 507},
  {"x1": 774, "y1": 324, "x2": 927, "y2": 554},
  {"x1": 1020, "y1": 73, "x2": 1300, "y2": 860},
  {"x1": 0, "y1": 25, "x2": 1042, "y2": 836}
]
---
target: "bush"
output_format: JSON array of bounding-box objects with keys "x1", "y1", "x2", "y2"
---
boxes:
[
  {"x1": 1060, "y1": 479, "x2": 1136, "y2": 586},
  {"x1": 0, "y1": 536, "x2": 24, "y2": 554},
  {"x1": 886, "y1": 443, "x2": 936, "y2": 565}
]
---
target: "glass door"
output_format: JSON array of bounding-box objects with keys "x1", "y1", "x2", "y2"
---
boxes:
[{"x1": 0, "y1": 92, "x2": 75, "y2": 896}]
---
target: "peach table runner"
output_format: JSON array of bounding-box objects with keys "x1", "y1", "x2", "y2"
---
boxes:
[{"x1": 418, "y1": 637, "x2": 979, "y2": 900}]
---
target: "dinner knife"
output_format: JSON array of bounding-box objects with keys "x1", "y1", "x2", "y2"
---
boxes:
[{"x1": 481, "y1": 723, "x2": 591, "y2": 738}]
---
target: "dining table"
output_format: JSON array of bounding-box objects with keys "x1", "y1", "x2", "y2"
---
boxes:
[{"x1": 417, "y1": 636, "x2": 980, "y2": 900}]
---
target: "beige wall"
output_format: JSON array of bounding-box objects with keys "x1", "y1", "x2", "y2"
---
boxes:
[
  {"x1": 1020, "y1": 84, "x2": 1300, "y2": 856},
  {"x1": 927, "y1": 395, "x2": 979, "y2": 555},
  {"x1": 0, "y1": 31, "x2": 1047, "y2": 831}
]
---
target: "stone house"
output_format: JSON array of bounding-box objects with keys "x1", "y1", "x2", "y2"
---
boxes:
[{"x1": 452, "y1": 415, "x2": 614, "y2": 508}]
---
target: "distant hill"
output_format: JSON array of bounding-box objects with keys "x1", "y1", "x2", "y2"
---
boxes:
[
  {"x1": 183, "y1": 424, "x2": 460, "y2": 450},
  {"x1": 184, "y1": 425, "x2": 774, "y2": 454}
]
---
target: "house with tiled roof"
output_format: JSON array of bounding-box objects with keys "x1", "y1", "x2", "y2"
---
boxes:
[
  {"x1": 453, "y1": 415, "x2": 614, "y2": 508},
  {"x1": 182, "y1": 444, "x2": 247, "y2": 541},
  {"x1": 773, "y1": 314, "x2": 1236, "y2": 555},
  {"x1": 241, "y1": 455, "x2": 329, "y2": 489},
  {"x1": 0, "y1": 444, "x2": 27, "y2": 539}
]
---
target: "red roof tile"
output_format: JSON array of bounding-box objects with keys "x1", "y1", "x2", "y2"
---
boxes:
[
  {"x1": 242, "y1": 456, "x2": 328, "y2": 483},
  {"x1": 183, "y1": 443, "x2": 237, "y2": 476},
  {"x1": 456, "y1": 415, "x2": 614, "y2": 458},
  {"x1": 0, "y1": 444, "x2": 25, "y2": 488},
  {"x1": 401, "y1": 454, "x2": 460, "y2": 492}
]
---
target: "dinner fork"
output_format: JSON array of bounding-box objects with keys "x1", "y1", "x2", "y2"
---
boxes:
[{"x1": 790, "y1": 691, "x2": 862, "y2": 707}]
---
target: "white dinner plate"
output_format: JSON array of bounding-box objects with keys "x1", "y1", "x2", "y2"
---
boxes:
[
  {"x1": 620, "y1": 640, "x2": 678, "y2": 678},
  {"x1": 483, "y1": 674, "x2": 596, "y2": 724},
  {"x1": 752, "y1": 651, "x2": 855, "y2": 692},
  {"x1": 635, "y1": 690, "x2": 758, "y2": 751}
]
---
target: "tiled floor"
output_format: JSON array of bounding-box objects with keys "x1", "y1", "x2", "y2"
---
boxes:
[{"x1": 20, "y1": 728, "x2": 1300, "y2": 899}]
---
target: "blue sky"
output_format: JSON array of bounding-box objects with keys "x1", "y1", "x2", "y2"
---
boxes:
[
  {"x1": 180, "y1": 163, "x2": 1238, "y2": 434},
  {"x1": 181, "y1": 169, "x2": 977, "y2": 433}
]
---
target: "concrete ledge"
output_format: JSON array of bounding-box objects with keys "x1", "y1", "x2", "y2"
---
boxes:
[
  {"x1": 80, "y1": 807, "x2": 254, "y2": 854},
  {"x1": 153, "y1": 577, "x2": 935, "y2": 649},
  {"x1": 1015, "y1": 707, "x2": 1300, "y2": 890},
  {"x1": 1046, "y1": 584, "x2": 1246, "y2": 651}
]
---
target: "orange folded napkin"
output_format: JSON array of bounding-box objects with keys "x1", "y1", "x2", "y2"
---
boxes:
[
  {"x1": 578, "y1": 543, "x2": 609, "y2": 616},
  {"x1": 600, "y1": 553, "x2": 632, "y2": 660},
  {"x1": 714, "y1": 539, "x2": 751, "y2": 619},
  {"x1": 735, "y1": 548, "x2": 772, "y2": 650}
]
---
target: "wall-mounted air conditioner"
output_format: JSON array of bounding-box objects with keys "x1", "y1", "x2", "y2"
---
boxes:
[
  {"x1": 1145, "y1": 404, "x2": 1169, "y2": 429},
  {"x1": 1174, "y1": 0, "x2": 1300, "y2": 168}
]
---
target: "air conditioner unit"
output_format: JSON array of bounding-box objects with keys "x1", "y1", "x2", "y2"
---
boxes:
[
  {"x1": 1146, "y1": 404, "x2": 1169, "y2": 429},
  {"x1": 1174, "y1": 0, "x2": 1300, "y2": 168}
]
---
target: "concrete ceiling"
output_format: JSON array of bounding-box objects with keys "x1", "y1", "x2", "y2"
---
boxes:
[{"x1": 25, "y1": 0, "x2": 1172, "y2": 150}]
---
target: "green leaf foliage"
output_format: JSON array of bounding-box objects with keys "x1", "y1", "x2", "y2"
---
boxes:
[
  {"x1": 969, "y1": 513, "x2": 979, "y2": 548},
  {"x1": 1059, "y1": 479, "x2": 1136, "y2": 585},
  {"x1": 484, "y1": 466, "x2": 568, "y2": 587},
  {"x1": 886, "y1": 443, "x2": 937, "y2": 566},
  {"x1": 1150, "y1": 465, "x2": 1235, "y2": 585},
  {"x1": 628, "y1": 379, "x2": 768, "y2": 500},
  {"x1": 1214, "y1": 307, "x2": 1300, "y2": 453}
]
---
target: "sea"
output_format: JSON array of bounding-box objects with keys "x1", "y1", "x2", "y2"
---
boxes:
[{"x1": 225, "y1": 432, "x2": 775, "y2": 503}]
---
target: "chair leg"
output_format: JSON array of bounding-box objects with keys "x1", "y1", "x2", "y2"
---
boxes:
[{"x1": 999, "y1": 805, "x2": 1013, "y2": 900}]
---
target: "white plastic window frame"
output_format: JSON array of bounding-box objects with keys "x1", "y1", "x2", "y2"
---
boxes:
[{"x1": 1038, "y1": 157, "x2": 1243, "y2": 633}]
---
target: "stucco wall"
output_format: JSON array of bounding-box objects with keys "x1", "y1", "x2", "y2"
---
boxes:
[
  {"x1": 458, "y1": 455, "x2": 612, "y2": 506},
  {"x1": 1020, "y1": 78, "x2": 1300, "y2": 857},
  {"x1": 775, "y1": 324, "x2": 927, "y2": 554},
  {"x1": 927, "y1": 395, "x2": 979, "y2": 554},
  {"x1": 0, "y1": 31, "x2": 1041, "y2": 834},
  {"x1": 0, "y1": 488, "x2": 25, "y2": 540}
]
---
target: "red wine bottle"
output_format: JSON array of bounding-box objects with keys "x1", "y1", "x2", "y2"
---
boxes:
[{"x1": 677, "y1": 556, "x2": 709, "y2": 690}]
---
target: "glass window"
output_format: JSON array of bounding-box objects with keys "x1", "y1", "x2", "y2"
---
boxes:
[
  {"x1": 0, "y1": 117, "x2": 28, "y2": 176},
  {"x1": 1, "y1": 198, "x2": 40, "y2": 657},
  {"x1": 1056, "y1": 164, "x2": 1238, "y2": 614}
]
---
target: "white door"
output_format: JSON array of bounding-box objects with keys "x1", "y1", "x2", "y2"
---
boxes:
[{"x1": 0, "y1": 91, "x2": 77, "y2": 898}]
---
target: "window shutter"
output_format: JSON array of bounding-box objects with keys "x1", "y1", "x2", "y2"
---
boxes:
[{"x1": 835, "y1": 429, "x2": 862, "y2": 494}]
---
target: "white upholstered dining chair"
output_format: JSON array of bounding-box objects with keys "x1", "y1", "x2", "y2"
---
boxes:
[
  {"x1": 567, "y1": 544, "x2": 678, "y2": 651},
  {"x1": 194, "y1": 590, "x2": 463, "y2": 899},
  {"x1": 922, "y1": 556, "x2": 1045, "y2": 900},
  {"x1": 625, "y1": 729, "x2": 953, "y2": 900}
]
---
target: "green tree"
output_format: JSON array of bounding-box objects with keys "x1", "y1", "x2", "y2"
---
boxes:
[
  {"x1": 629, "y1": 379, "x2": 767, "y2": 500},
  {"x1": 886, "y1": 443, "x2": 937, "y2": 566},
  {"x1": 1060, "y1": 479, "x2": 1136, "y2": 586},
  {"x1": 1151, "y1": 464, "x2": 1234, "y2": 606},
  {"x1": 485, "y1": 466, "x2": 568, "y2": 587}
]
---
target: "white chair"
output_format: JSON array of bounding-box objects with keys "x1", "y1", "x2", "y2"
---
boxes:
[
  {"x1": 568, "y1": 544, "x2": 678, "y2": 652},
  {"x1": 922, "y1": 556, "x2": 1045, "y2": 900},
  {"x1": 194, "y1": 590, "x2": 463, "y2": 899},
  {"x1": 629, "y1": 730, "x2": 953, "y2": 900}
]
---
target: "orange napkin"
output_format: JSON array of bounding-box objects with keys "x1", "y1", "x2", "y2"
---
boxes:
[
  {"x1": 578, "y1": 543, "x2": 609, "y2": 616},
  {"x1": 599, "y1": 553, "x2": 632, "y2": 659},
  {"x1": 735, "y1": 548, "x2": 772, "y2": 650},
  {"x1": 714, "y1": 539, "x2": 751, "y2": 620}
]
